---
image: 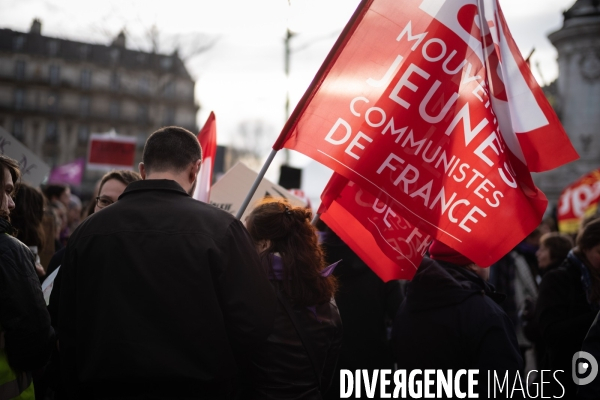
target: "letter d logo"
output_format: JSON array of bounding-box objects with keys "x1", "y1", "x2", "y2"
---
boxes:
[{"x1": 573, "y1": 351, "x2": 599, "y2": 386}]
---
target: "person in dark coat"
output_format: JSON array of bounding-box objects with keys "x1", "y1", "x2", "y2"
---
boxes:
[
  {"x1": 56, "y1": 127, "x2": 276, "y2": 400},
  {"x1": 392, "y1": 240, "x2": 522, "y2": 398},
  {"x1": 578, "y1": 310, "x2": 600, "y2": 400},
  {"x1": 0, "y1": 155, "x2": 55, "y2": 398},
  {"x1": 319, "y1": 226, "x2": 402, "y2": 400},
  {"x1": 521, "y1": 232, "x2": 574, "y2": 373},
  {"x1": 243, "y1": 199, "x2": 342, "y2": 400},
  {"x1": 535, "y1": 219, "x2": 600, "y2": 398}
]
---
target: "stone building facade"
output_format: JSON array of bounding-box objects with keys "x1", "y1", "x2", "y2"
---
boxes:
[
  {"x1": 534, "y1": 0, "x2": 600, "y2": 201},
  {"x1": 0, "y1": 19, "x2": 198, "y2": 189}
]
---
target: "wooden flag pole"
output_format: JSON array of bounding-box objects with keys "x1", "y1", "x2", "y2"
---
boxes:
[{"x1": 235, "y1": 149, "x2": 278, "y2": 220}]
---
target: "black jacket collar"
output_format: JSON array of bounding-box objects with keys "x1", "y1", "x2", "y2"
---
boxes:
[
  {"x1": 119, "y1": 179, "x2": 189, "y2": 200},
  {"x1": 0, "y1": 218, "x2": 13, "y2": 235}
]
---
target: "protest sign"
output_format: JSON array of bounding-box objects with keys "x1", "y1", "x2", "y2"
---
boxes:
[
  {"x1": 273, "y1": 0, "x2": 577, "y2": 268},
  {"x1": 0, "y1": 127, "x2": 50, "y2": 186},
  {"x1": 48, "y1": 157, "x2": 85, "y2": 186},
  {"x1": 557, "y1": 168, "x2": 600, "y2": 234},
  {"x1": 210, "y1": 162, "x2": 307, "y2": 221},
  {"x1": 87, "y1": 131, "x2": 136, "y2": 171},
  {"x1": 193, "y1": 112, "x2": 217, "y2": 203}
]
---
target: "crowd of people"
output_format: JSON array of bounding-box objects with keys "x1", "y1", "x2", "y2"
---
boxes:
[{"x1": 1, "y1": 125, "x2": 600, "y2": 400}]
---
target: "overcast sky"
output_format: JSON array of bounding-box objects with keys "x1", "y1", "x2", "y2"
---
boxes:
[{"x1": 0, "y1": 0, "x2": 577, "y2": 200}]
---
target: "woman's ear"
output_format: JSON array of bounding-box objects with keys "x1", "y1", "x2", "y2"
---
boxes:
[{"x1": 257, "y1": 239, "x2": 271, "y2": 253}]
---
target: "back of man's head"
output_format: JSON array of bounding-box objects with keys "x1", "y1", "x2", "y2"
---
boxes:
[{"x1": 142, "y1": 126, "x2": 202, "y2": 175}]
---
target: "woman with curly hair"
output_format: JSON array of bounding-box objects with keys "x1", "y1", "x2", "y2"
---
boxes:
[{"x1": 243, "y1": 199, "x2": 342, "y2": 400}]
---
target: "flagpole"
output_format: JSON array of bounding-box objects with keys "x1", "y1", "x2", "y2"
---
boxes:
[
  {"x1": 235, "y1": 149, "x2": 278, "y2": 219},
  {"x1": 311, "y1": 213, "x2": 320, "y2": 226},
  {"x1": 477, "y1": 0, "x2": 492, "y2": 93}
]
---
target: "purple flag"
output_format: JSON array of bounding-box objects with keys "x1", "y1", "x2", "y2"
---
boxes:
[{"x1": 48, "y1": 158, "x2": 85, "y2": 186}]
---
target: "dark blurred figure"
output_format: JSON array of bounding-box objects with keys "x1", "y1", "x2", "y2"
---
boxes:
[
  {"x1": 319, "y1": 225, "x2": 402, "y2": 400},
  {"x1": 42, "y1": 184, "x2": 70, "y2": 210},
  {"x1": 521, "y1": 232, "x2": 574, "y2": 381},
  {"x1": 393, "y1": 241, "x2": 522, "y2": 398},
  {"x1": 0, "y1": 155, "x2": 54, "y2": 399},
  {"x1": 10, "y1": 182, "x2": 46, "y2": 278},
  {"x1": 578, "y1": 311, "x2": 600, "y2": 399},
  {"x1": 66, "y1": 194, "x2": 82, "y2": 233},
  {"x1": 536, "y1": 219, "x2": 600, "y2": 397},
  {"x1": 489, "y1": 225, "x2": 547, "y2": 371},
  {"x1": 243, "y1": 199, "x2": 342, "y2": 399}
]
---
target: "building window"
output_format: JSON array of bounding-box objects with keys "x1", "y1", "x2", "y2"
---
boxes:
[
  {"x1": 46, "y1": 121, "x2": 58, "y2": 143},
  {"x1": 110, "y1": 48, "x2": 120, "y2": 63},
  {"x1": 15, "y1": 60, "x2": 25, "y2": 80},
  {"x1": 163, "y1": 81, "x2": 175, "y2": 97},
  {"x1": 13, "y1": 36, "x2": 25, "y2": 50},
  {"x1": 48, "y1": 40, "x2": 59, "y2": 56},
  {"x1": 49, "y1": 65, "x2": 60, "y2": 86},
  {"x1": 14, "y1": 89, "x2": 25, "y2": 110},
  {"x1": 47, "y1": 92, "x2": 59, "y2": 112},
  {"x1": 109, "y1": 101, "x2": 120, "y2": 119},
  {"x1": 78, "y1": 125, "x2": 89, "y2": 144},
  {"x1": 160, "y1": 57, "x2": 173, "y2": 70},
  {"x1": 137, "y1": 104, "x2": 149, "y2": 123},
  {"x1": 110, "y1": 72, "x2": 120, "y2": 91},
  {"x1": 79, "y1": 44, "x2": 90, "y2": 60},
  {"x1": 80, "y1": 96, "x2": 90, "y2": 117},
  {"x1": 138, "y1": 77, "x2": 150, "y2": 94},
  {"x1": 12, "y1": 119, "x2": 24, "y2": 141},
  {"x1": 163, "y1": 108, "x2": 175, "y2": 126},
  {"x1": 81, "y1": 69, "x2": 92, "y2": 89}
]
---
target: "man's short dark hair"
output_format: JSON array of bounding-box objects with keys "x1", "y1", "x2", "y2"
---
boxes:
[{"x1": 142, "y1": 126, "x2": 201, "y2": 174}]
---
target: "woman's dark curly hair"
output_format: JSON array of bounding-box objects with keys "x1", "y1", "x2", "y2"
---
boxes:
[{"x1": 246, "y1": 199, "x2": 337, "y2": 306}]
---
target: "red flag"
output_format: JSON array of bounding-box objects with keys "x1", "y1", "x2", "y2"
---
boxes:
[
  {"x1": 275, "y1": 0, "x2": 577, "y2": 269},
  {"x1": 557, "y1": 168, "x2": 600, "y2": 234},
  {"x1": 319, "y1": 173, "x2": 429, "y2": 281},
  {"x1": 193, "y1": 112, "x2": 217, "y2": 203}
]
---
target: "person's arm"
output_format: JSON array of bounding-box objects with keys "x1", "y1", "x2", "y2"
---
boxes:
[
  {"x1": 212, "y1": 219, "x2": 276, "y2": 350},
  {"x1": 0, "y1": 242, "x2": 54, "y2": 371}
]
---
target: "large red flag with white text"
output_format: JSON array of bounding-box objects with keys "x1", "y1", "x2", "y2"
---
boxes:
[
  {"x1": 193, "y1": 112, "x2": 217, "y2": 203},
  {"x1": 274, "y1": 0, "x2": 578, "y2": 270}
]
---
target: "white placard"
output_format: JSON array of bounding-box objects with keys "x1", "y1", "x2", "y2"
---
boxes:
[
  {"x1": 209, "y1": 162, "x2": 307, "y2": 221},
  {"x1": 0, "y1": 127, "x2": 50, "y2": 186}
]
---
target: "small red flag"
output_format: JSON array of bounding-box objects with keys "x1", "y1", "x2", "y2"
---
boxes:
[{"x1": 193, "y1": 112, "x2": 217, "y2": 203}]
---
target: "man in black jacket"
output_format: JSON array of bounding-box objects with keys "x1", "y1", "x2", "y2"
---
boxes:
[{"x1": 57, "y1": 127, "x2": 276, "y2": 399}]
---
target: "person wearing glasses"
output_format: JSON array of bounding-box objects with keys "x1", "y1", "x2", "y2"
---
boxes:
[{"x1": 93, "y1": 170, "x2": 142, "y2": 213}]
